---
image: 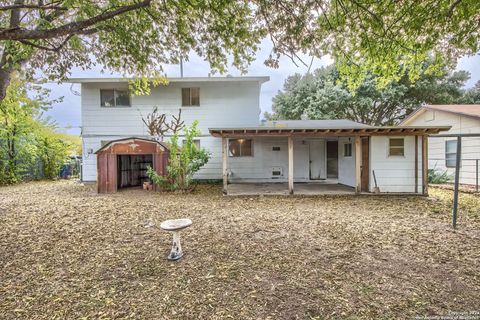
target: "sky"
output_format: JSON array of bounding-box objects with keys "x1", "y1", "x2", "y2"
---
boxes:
[{"x1": 42, "y1": 39, "x2": 480, "y2": 136}]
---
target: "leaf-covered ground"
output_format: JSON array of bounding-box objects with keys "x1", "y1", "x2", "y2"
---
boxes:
[{"x1": 0, "y1": 181, "x2": 479, "y2": 319}]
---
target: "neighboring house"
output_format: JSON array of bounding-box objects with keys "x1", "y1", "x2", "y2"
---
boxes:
[
  {"x1": 400, "y1": 105, "x2": 480, "y2": 186},
  {"x1": 70, "y1": 76, "x2": 449, "y2": 195}
]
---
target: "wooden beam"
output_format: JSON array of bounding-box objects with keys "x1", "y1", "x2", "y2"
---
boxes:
[
  {"x1": 288, "y1": 136, "x2": 294, "y2": 195},
  {"x1": 355, "y1": 136, "x2": 362, "y2": 194},
  {"x1": 415, "y1": 136, "x2": 418, "y2": 193},
  {"x1": 422, "y1": 135, "x2": 428, "y2": 195},
  {"x1": 222, "y1": 137, "x2": 228, "y2": 195}
]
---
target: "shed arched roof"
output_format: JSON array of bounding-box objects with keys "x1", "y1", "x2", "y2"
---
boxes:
[{"x1": 95, "y1": 137, "x2": 169, "y2": 154}]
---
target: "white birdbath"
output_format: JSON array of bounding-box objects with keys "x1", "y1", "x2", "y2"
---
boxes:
[{"x1": 160, "y1": 218, "x2": 192, "y2": 261}]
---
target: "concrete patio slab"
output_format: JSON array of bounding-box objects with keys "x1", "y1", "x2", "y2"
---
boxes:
[{"x1": 226, "y1": 182, "x2": 355, "y2": 196}]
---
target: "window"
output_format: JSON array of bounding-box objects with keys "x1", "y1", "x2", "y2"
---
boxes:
[
  {"x1": 389, "y1": 138, "x2": 404, "y2": 156},
  {"x1": 182, "y1": 88, "x2": 200, "y2": 106},
  {"x1": 445, "y1": 140, "x2": 457, "y2": 168},
  {"x1": 183, "y1": 139, "x2": 200, "y2": 149},
  {"x1": 100, "y1": 89, "x2": 130, "y2": 107},
  {"x1": 229, "y1": 139, "x2": 253, "y2": 157},
  {"x1": 343, "y1": 143, "x2": 352, "y2": 157}
]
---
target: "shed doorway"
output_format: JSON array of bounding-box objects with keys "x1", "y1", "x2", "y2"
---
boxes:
[
  {"x1": 96, "y1": 137, "x2": 169, "y2": 193},
  {"x1": 326, "y1": 141, "x2": 339, "y2": 178},
  {"x1": 309, "y1": 140, "x2": 326, "y2": 180},
  {"x1": 117, "y1": 154, "x2": 153, "y2": 189}
]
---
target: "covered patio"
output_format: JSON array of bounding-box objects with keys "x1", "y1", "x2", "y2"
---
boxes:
[{"x1": 209, "y1": 124, "x2": 450, "y2": 196}]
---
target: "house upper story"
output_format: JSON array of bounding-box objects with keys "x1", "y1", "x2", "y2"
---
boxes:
[
  {"x1": 68, "y1": 76, "x2": 269, "y2": 137},
  {"x1": 400, "y1": 104, "x2": 480, "y2": 133}
]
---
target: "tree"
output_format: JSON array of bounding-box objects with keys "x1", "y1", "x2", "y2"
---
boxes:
[
  {"x1": 267, "y1": 64, "x2": 474, "y2": 126},
  {"x1": 0, "y1": 75, "x2": 43, "y2": 182},
  {"x1": 1, "y1": 1, "x2": 479, "y2": 104},
  {"x1": 460, "y1": 81, "x2": 480, "y2": 104},
  {"x1": 258, "y1": 0, "x2": 480, "y2": 89},
  {"x1": 0, "y1": 0, "x2": 266, "y2": 101},
  {"x1": 147, "y1": 120, "x2": 210, "y2": 191},
  {"x1": 141, "y1": 108, "x2": 184, "y2": 140},
  {"x1": 0, "y1": 74, "x2": 78, "y2": 183}
]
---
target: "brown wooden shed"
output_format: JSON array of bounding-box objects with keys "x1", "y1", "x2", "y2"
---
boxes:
[{"x1": 96, "y1": 137, "x2": 169, "y2": 193}]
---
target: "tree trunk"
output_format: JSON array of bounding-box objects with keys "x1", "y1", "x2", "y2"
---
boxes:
[
  {"x1": 0, "y1": 0, "x2": 23, "y2": 102},
  {"x1": 0, "y1": 56, "x2": 16, "y2": 102}
]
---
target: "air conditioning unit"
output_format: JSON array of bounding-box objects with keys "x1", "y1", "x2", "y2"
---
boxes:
[{"x1": 271, "y1": 166, "x2": 283, "y2": 178}]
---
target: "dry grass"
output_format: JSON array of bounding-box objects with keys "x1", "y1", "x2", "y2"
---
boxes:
[{"x1": 1, "y1": 181, "x2": 479, "y2": 319}]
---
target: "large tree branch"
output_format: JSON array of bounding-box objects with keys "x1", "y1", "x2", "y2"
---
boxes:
[
  {"x1": 0, "y1": 2, "x2": 64, "y2": 11},
  {"x1": 0, "y1": 0, "x2": 152, "y2": 41}
]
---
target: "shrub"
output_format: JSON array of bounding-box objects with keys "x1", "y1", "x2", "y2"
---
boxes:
[
  {"x1": 147, "y1": 120, "x2": 210, "y2": 191},
  {"x1": 428, "y1": 168, "x2": 452, "y2": 184}
]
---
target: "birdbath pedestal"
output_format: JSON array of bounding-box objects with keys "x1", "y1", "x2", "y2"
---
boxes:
[{"x1": 160, "y1": 218, "x2": 192, "y2": 261}]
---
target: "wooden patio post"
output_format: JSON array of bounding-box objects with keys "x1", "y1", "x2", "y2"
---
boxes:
[
  {"x1": 415, "y1": 135, "x2": 419, "y2": 193},
  {"x1": 355, "y1": 136, "x2": 361, "y2": 194},
  {"x1": 222, "y1": 136, "x2": 228, "y2": 195},
  {"x1": 288, "y1": 136, "x2": 294, "y2": 195},
  {"x1": 422, "y1": 135, "x2": 428, "y2": 195}
]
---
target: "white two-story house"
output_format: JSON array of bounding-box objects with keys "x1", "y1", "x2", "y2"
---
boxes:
[
  {"x1": 70, "y1": 76, "x2": 449, "y2": 195},
  {"x1": 72, "y1": 77, "x2": 266, "y2": 183}
]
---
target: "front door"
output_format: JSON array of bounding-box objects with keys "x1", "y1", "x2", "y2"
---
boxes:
[
  {"x1": 326, "y1": 141, "x2": 338, "y2": 178},
  {"x1": 309, "y1": 140, "x2": 326, "y2": 180}
]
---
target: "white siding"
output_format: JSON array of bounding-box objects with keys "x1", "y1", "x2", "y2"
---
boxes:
[
  {"x1": 369, "y1": 136, "x2": 423, "y2": 193},
  {"x1": 225, "y1": 137, "x2": 311, "y2": 183},
  {"x1": 405, "y1": 110, "x2": 480, "y2": 185},
  {"x1": 81, "y1": 80, "x2": 262, "y2": 181},
  {"x1": 226, "y1": 138, "x2": 355, "y2": 184}
]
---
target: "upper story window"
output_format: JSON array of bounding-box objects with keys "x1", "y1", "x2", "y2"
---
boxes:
[
  {"x1": 389, "y1": 138, "x2": 404, "y2": 156},
  {"x1": 182, "y1": 88, "x2": 200, "y2": 106},
  {"x1": 343, "y1": 143, "x2": 352, "y2": 157},
  {"x1": 229, "y1": 139, "x2": 253, "y2": 157},
  {"x1": 100, "y1": 89, "x2": 130, "y2": 107}
]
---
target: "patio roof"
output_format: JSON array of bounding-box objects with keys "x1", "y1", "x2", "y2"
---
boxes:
[{"x1": 209, "y1": 125, "x2": 451, "y2": 137}]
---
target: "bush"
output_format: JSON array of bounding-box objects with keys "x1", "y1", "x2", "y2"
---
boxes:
[
  {"x1": 428, "y1": 168, "x2": 452, "y2": 184},
  {"x1": 147, "y1": 120, "x2": 210, "y2": 191},
  {"x1": 0, "y1": 75, "x2": 81, "y2": 184}
]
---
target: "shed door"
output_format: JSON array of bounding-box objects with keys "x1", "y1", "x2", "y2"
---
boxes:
[
  {"x1": 309, "y1": 140, "x2": 326, "y2": 180},
  {"x1": 97, "y1": 153, "x2": 117, "y2": 193}
]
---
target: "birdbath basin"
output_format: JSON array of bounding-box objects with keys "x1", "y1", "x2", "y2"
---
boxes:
[{"x1": 160, "y1": 218, "x2": 192, "y2": 261}]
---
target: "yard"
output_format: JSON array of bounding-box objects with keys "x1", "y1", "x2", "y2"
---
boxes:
[{"x1": 1, "y1": 181, "x2": 479, "y2": 319}]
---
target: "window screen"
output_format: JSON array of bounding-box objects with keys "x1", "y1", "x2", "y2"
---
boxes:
[
  {"x1": 182, "y1": 88, "x2": 200, "y2": 106},
  {"x1": 115, "y1": 90, "x2": 130, "y2": 106},
  {"x1": 389, "y1": 138, "x2": 404, "y2": 156},
  {"x1": 445, "y1": 140, "x2": 457, "y2": 168},
  {"x1": 343, "y1": 143, "x2": 352, "y2": 157},
  {"x1": 229, "y1": 139, "x2": 253, "y2": 157},
  {"x1": 100, "y1": 89, "x2": 115, "y2": 107},
  {"x1": 101, "y1": 89, "x2": 130, "y2": 107}
]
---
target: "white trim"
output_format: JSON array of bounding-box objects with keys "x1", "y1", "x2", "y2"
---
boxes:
[{"x1": 64, "y1": 76, "x2": 270, "y2": 84}]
